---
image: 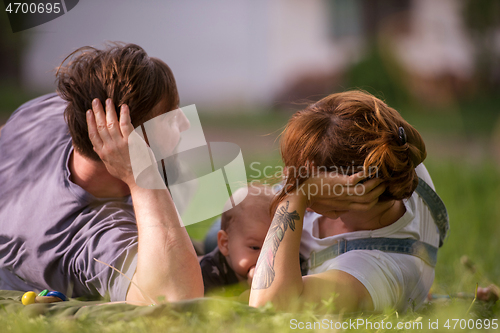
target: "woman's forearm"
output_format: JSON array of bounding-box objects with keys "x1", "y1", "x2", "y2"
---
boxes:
[
  {"x1": 249, "y1": 196, "x2": 307, "y2": 309},
  {"x1": 127, "y1": 184, "x2": 203, "y2": 303}
]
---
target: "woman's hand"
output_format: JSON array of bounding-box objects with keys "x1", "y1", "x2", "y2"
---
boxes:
[
  {"x1": 87, "y1": 98, "x2": 136, "y2": 187},
  {"x1": 291, "y1": 172, "x2": 386, "y2": 214},
  {"x1": 250, "y1": 172, "x2": 383, "y2": 311}
]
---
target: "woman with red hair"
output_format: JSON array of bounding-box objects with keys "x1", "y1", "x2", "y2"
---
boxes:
[{"x1": 249, "y1": 90, "x2": 448, "y2": 312}]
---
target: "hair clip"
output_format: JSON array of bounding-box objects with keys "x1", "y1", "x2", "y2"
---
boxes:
[{"x1": 398, "y1": 127, "x2": 407, "y2": 145}]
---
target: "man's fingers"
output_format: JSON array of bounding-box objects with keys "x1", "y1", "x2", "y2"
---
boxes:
[
  {"x1": 119, "y1": 104, "x2": 135, "y2": 137},
  {"x1": 105, "y1": 98, "x2": 122, "y2": 140},
  {"x1": 86, "y1": 109, "x2": 103, "y2": 149},
  {"x1": 92, "y1": 98, "x2": 112, "y2": 142}
]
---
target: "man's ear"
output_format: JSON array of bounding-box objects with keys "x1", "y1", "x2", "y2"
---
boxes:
[{"x1": 217, "y1": 230, "x2": 229, "y2": 257}]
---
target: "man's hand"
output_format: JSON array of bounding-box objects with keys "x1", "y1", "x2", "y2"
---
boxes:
[
  {"x1": 87, "y1": 98, "x2": 136, "y2": 187},
  {"x1": 87, "y1": 98, "x2": 204, "y2": 303}
]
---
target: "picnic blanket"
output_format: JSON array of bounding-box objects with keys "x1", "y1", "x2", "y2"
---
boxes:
[{"x1": 0, "y1": 290, "x2": 256, "y2": 321}]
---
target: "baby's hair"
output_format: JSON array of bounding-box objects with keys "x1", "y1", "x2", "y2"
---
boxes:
[
  {"x1": 273, "y1": 90, "x2": 426, "y2": 212},
  {"x1": 221, "y1": 184, "x2": 276, "y2": 232}
]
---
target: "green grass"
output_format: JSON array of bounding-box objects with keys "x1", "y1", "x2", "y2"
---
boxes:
[
  {"x1": 426, "y1": 159, "x2": 500, "y2": 294},
  {"x1": 199, "y1": 109, "x2": 289, "y2": 132},
  {"x1": 0, "y1": 82, "x2": 43, "y2": 117},
  {"x1": 0, "y1": 292, "x2": 497, "y2": 333},
  {"x1": 398, "y1": 95, "x2": 500, "y2": 139}
]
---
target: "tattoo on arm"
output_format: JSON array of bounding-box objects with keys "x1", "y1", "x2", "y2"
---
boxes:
[{"x1": 252, "y1": 201, "x2": 300, "y2": 290}]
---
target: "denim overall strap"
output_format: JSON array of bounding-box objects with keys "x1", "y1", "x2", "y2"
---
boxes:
[
  {"x1": 306, "y1": 178, "x2": 447, "y2": 270},
  {"x1": 415, "y1": 177, "x2": 449, "y2": 247},
  {"x1": 309, "y1": 238, "x2": 438, "y2": 269}
]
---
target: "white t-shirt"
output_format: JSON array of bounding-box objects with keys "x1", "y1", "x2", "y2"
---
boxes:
[{"x1": 299, "y1": 164, "x2": 440, "y2": 311}]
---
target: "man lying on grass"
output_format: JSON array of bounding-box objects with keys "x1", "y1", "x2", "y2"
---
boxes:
[{"x1": 0, "y1": 43, "x2": 202, "y2": 304}]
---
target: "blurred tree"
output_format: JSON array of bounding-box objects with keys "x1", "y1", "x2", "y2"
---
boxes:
[
  {"x1": 464, "y1": 0, "x2": 500, "y2": 163},
  {"x1": 327, "y1": 0, "x2": 410, "y2": 39},
  {"x1": 463, "y1": 0, "x2": 500, "y2": 93},
  {"x1": 332, "y1": 0, "x2": 413, "y2": 110},
  {"x1": 0, "y1": 11, "x2": 37, "y2": 116},
  {"x1": 344, "y1": 42, "x2": 411, "y2": 111},
  {"x1": 0, "y1": 10, "x2": 27, "y2": 85}
]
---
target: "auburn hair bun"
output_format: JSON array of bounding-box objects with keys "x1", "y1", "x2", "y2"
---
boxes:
[{"x1": 272, "y1": 90, "x2": 426, "y2": 211}]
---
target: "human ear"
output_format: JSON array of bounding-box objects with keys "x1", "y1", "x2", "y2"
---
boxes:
[{"x1": 217, "y1": 230, "x2": 229, "y2": 257}]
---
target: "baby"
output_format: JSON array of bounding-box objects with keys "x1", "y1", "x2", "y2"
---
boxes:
[{"x1": 200, "y1": 184, "x2": 275, "y2": 295}]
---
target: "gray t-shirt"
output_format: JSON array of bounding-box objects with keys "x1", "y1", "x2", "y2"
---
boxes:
[{"x1": 0, "y1": 93, "x2": 138, "y2": 301}]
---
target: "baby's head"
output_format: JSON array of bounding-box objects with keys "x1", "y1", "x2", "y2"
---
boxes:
[{"x1": 217, "y1": 185, "x2": 275, "y2": 282}]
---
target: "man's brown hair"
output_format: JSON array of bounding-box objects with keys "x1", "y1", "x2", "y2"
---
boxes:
[{"x1": 56, "y1": 42, "x2": 179, "y2": 161}]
